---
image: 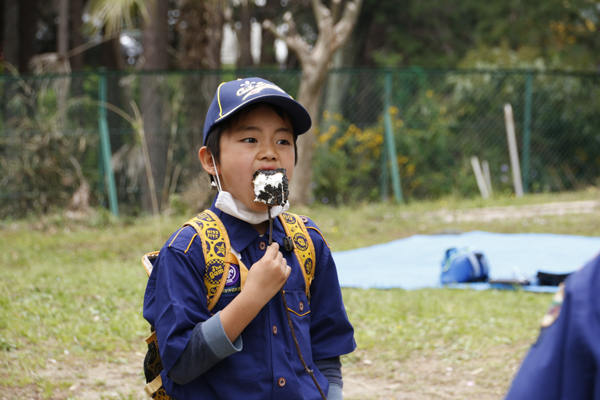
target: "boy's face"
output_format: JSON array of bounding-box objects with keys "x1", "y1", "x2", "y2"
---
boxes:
[{"x1": 218, "y1": 104, "x2": 295, "y2": 212}]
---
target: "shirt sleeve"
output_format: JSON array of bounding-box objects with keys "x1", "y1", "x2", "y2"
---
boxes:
[
  {"x1": 314, "y1": 356, "x2": 343, "y2": 388},
  {"x1": 168, "y1": 312, "x2": 242, "y2": 384},
  {"x1": 145, "y1": 227, "x2": 242, "y2": 378},
  {"x1": 304, "y1": 219, "x2": 356, "y2": 360},
  {"x1": 327, "y1": 383, "x2": 344, "y2": 400}
]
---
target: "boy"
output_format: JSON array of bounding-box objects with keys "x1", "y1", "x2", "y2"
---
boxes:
[{"x1": 143, "y1": 78, "x2": 356, "y2": 399}]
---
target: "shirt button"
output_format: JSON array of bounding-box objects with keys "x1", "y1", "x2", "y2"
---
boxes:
[
  {"x1": 278, "y1": 377, "x2": 286, "y2": 387},
  {"x1": 272, "y1": 325, "x2": 278, "y2": 335},
  {"x1": 299, "y1": 302, "x2": 304, "y2": 312},
  {"x1": 259, "y1": 241, "x2": 267, "y2": 250}
]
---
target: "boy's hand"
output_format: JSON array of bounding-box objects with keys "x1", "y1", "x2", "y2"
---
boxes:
[
  {"x1": 220, "y1": 242, "x2": 290, "y2": 342},
  {"x1": 244, "y1": 242, "x2": 291, "y2": 305}
]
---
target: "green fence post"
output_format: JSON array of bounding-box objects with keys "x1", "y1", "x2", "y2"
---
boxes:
[
  {"x1": 522, "y1": 72, "x2": 533, "y2": 193},
  {"x1": 98, "y1": 71, "x2": 119, "y2": 217},
  {"x1": 384, "y1": 70, "x2": 403, "y2": 202},
  {"x1": 380, "y1": 144, "x2": 389, "y2": 200}
]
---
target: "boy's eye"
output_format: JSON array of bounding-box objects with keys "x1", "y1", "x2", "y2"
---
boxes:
[
  {"x1": 277, "y1": 139, "x2": 291, "y2": 145},
  {"x1": 242, "y1": 138, "x2": 258, "y2": 143}
]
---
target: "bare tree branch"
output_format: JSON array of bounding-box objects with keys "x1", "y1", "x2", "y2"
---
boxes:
[
  {"x1": 331, "y1": 0, "x2": 342, "y2": 23},
  {"x1": 282, "y1": 11, "x2": 298, "y2": 37},
  {"x1": 310, "y1": 0, "x2": 325, "y2": 26},
  {"x1": 333, "y1": 0, "x2": 362, "y2": 50},
  {"x1": 262, "y1": 0, "x2": 363, "y2": 205},
  {"x1": 262, "y1": 19, "x2": 311, "y2": 62}
]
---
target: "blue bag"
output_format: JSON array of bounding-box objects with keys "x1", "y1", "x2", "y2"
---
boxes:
[{"x1": 441, "y1": 247, "x2": 490, "y2": 284}]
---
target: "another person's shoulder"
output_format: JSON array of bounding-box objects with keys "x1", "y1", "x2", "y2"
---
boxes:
[{"x1": 564, "y1": 252, "x2": 600, "y2": 309}]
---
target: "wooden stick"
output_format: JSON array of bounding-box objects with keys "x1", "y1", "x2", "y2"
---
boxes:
[
  {"x1": 470, "y1": 156, "x2": 489, "y2": 199},
  {"x1": 268, "y1": 207, "x2": 273, "y2": 245},
  {"x1": 271, "y1": 205, "x2": 326, "y2": 399},
  {"x1": 504, "y1": 104, "x2": 524, "y2": 198},
  {"x1": 482, "y1": 160, "x2": 493, "y2": 197},
  {"x1": 281, "y1": 289, "x2": 327, "y2": 400}
]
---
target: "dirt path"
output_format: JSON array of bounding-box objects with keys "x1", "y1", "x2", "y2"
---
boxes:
[
  {"x1": 423, "y1": 199, "x2": 599, "y2": 223},
  {"x1": 24, "y1": 346, "x2": 519, "y2": 400}
]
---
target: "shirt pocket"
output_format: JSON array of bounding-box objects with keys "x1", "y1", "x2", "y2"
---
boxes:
[{"x1": 284, "y1": 290, "x2": 313, "y2": 367}]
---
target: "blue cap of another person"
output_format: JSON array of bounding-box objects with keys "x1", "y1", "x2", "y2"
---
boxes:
[{"x1": 202, "y1": 77, "x2": 312, "y2": 145}]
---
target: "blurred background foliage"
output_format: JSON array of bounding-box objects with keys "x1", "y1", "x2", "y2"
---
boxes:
[
  {"x1": 2, "y1": 67, "x2": 599, "y2": 217},
  {"x1": 2, "y1": 0, "x2": 600, "y2": 216}
]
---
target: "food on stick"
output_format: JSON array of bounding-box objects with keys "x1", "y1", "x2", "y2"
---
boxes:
[{"x1": 253, "y1": 168, "x2": 289, "y2": 207}]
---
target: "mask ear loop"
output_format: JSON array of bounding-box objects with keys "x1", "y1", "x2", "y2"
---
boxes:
[{"x1": 211, "y1": 155, "x2": 223, "y2": 192}]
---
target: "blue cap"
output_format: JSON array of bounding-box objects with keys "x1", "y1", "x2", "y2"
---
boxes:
[{"x1": 202, "y1": 77, "x2": 312, "y2": 145}]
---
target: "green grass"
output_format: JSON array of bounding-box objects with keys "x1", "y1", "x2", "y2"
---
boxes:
[
  {"x1": 344, "y1": 288, "x2": 549, "y2": 362},
  {"x1": 0, "y1": 190, "x2": 597, "y2": 397}
]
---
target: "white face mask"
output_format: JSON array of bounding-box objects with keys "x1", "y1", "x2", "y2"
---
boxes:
[{"x1": 211, "y1": 156, "x2": 289, "y2": 225}]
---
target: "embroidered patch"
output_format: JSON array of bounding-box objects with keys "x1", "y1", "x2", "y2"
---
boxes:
[
  {"x1": 225, "y1": 264, "x2": 240, "y2": 287},
  {"x1": 541, "y1": 283, "x2": 565, "y2": 328},
  {"x1": 214, "y1": 242, "x2": 226, "y2": 258},
  {"x1": 237, "y1": 80, "x2": 286, "y2": 101},
  {"x1": 294, "y1": 232, "x2": 309, "y2": 251},
  {"x1": 205, "y1": 227, "x2": 220, "y2": 240},
  {"x1": 282, "y1": 213, "x2": 297, "y2": 225},
  {"x1": 205, "y1": 259, "x2": 225, "y2": 286}
]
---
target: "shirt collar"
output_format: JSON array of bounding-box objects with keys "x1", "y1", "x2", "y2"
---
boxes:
[{"x1": 209, "y1": 195, "x2": 287, "y2": 252}]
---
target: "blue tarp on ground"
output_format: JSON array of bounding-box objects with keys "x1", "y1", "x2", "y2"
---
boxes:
[{"x1": 332, "y1": 231, "x2": 600, "y2": 292}]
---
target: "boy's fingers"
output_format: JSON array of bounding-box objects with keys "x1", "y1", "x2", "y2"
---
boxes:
[{"x1": 265, "y1": 242, "x2": 279, "y2": 257}]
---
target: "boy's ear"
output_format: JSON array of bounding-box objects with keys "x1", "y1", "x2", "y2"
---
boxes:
[{"x1": 199, "y1": 147, "x2": 218, "y2": 175}]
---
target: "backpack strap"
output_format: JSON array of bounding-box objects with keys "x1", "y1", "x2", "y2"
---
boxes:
[
  {"x1": 278, "y1": 212, "x2": 316, "y2": 298},
  {"x1": 184, "y1": 209, "x2": 247, "y2": 312}
]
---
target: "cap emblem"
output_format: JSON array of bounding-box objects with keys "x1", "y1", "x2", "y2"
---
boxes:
[{"x1": 237, "y1": 80, "x2": 287, "y2": 101}]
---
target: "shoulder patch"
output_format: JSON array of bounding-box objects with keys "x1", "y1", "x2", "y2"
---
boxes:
[
  {"x1": 541, "y1": 283, "x2": 565, "y2": 328},
  {"x1": 167, "y1": 226, "x2": 200, "y2": 253},
  {"x1": 307, "y1": 226, "x2": 330, "y2": 249}
]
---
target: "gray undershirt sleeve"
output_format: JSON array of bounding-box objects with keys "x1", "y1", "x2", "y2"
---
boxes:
[
  {"x1": 315, "y1": 356, "x2": 344, "y2": 399},
  {"x1": 168, "y1": 311, "x2": 242, "y2": 384},
  {"x1": 327, "y1": 383, "x2": 344, "y2": 400}
]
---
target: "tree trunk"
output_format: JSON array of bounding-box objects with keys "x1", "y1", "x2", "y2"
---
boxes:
[
  {"x1": 257, "y1": 0, "x2": 278, "y2": 66},
  {"x1": 322, "y1": 3, "x2": 376, "y2": 121},
  {"x1": 141, "y1": 0, "x2": 170, "y2": 214},
  {"x1": 289, "y1": 64, "x2": 329, "y2": 205},
  {"x1": 178, "y1": 0, "x2": 224, "y2": 177},
  {"x1": 264, "y1": 0, "x2": 363, "y2": 205},
  {"x1": 58, "y1": 0, "x2": 69, "y2": 59},
  {"x1": 260, "y1": 27, "x2": 277, "y2": 66},
  {"x1": 18, "y1": 0, "x2": 36, "y2": 72},
  {"x1": 0, "y1": 0, "x2": 4, "y2": 65},
  {"x1": 236, "y1": 0, "x2": 253, "y2": 68},
  {"x1": 3, "y1": 0, "x2": 19, "y2": 71},
  {"x1": 70, "y1": 0, "x2": 84, "y2": 71},
  {"x1": 178, "y1": 0, "x2": 223, "y2": 70}
]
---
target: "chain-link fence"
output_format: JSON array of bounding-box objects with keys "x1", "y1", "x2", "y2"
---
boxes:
[{"x1": 1, "y1": 68, "x2": 599, "y2": 217}]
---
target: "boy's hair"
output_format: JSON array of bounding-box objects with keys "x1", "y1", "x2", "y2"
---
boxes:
[{"x1": 205, "y1": 103, "x2": 298, "y2": 186}]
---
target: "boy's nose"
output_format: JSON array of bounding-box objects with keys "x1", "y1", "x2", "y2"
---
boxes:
[{"x1": 259, "y1": 142, "x2": 278, "y2": 160}]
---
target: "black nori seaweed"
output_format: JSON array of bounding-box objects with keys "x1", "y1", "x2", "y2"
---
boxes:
[{"x1": 253, "y1": 168, "x2": 289, "y2": 206}]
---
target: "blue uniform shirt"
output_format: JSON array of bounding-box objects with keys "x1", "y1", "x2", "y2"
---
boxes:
[
  {"x1": 143, "y1": 199, "x2": 356, "y2": 400},
  {"x1": 505, "y1": 253, "x2": 600, "y2": 400}
]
